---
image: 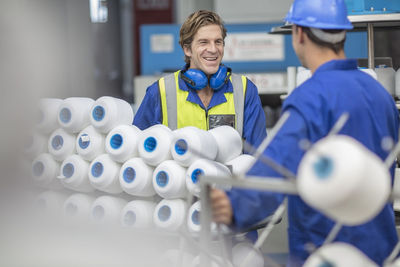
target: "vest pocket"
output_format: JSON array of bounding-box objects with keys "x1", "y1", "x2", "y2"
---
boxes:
[{"x1": 208, "y1": 114, "x2": 235, "y2": 129}]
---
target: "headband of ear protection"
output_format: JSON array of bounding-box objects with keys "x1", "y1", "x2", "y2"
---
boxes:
[{"x1": 180, "y1": 65, "x2": 231, "y2": 91}]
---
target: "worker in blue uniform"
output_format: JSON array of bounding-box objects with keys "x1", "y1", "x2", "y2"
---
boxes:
[
  {"x1": 133, "y1": 10, "x2": 267, "y2": 149},
  {"x1": 210, "y1": 0, "x2": 399, "y2": 266}
]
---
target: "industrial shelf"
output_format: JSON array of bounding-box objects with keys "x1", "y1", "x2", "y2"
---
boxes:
[
  {"x1": 270, "y1": 13, "x2": 400, "y2": 34},
  {"x1": 270, "y1": 13, "x2": 400, "y2": 69}
]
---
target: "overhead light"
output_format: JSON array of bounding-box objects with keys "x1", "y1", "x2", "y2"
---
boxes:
[{"x1": 90, "y1": 0, "x2": 108, "y2": 23}]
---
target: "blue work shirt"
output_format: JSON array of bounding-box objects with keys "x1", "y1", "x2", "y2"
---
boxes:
[
  {"x1": 228, "y1": 59, "x2": 399, "y2": 266},
  {"x1": 133, "y1": 69, "x2": 267, "y2": 148}
]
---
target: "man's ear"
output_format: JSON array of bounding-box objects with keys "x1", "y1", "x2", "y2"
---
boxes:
[
  {"x1": 183, "y1": 44, "x2": 192, "y2": 58},
  {"x1": 297, "y1": 26, "x2": 305, "y2": 43}
]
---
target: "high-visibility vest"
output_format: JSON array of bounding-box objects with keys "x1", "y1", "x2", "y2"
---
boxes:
[{"x1": 159, "y1": 70, "x2": 247, "y2": 136}]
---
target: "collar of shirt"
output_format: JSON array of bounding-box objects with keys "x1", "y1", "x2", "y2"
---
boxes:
[
  {"x1": 178, "y1": 71, "x2": 234, "y2": 110},
  {"x1": 314, "y1": 58, "x2": 358, "y2": 75}
]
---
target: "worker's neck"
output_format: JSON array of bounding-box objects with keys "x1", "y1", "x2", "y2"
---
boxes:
[
  {"x1": 305, "y1": 48, "x2": 346, "y2": 74},
  {"x1": 197, "y1": 86, "x2": 213, "y2": 108}
]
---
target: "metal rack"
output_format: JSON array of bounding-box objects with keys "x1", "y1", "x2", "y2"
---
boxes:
[{"x1": 270, "y1": 13, "x2": 400, "y2": 69}]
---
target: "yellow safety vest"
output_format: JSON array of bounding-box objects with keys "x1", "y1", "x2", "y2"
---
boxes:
[{"x1": 159, "y1": 70, "x2": 247, "y2": 135}]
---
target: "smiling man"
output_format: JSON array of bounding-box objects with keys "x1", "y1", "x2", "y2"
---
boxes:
[{"x1": 133, "y1": 10, "x2": 267, "y2": 150}]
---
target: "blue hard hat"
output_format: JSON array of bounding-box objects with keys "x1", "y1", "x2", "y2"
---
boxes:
[{"x1": 285, "y1": 0, "x2": 353, "y2": 30}]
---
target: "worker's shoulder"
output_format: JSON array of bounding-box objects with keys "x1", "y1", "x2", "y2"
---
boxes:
[{"x1": 144, "y1": 79, "x2": 162, "y2": 95}]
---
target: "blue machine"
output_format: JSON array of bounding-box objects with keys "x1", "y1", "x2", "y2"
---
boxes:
[{"x1": 345, "y1": 0, "x2": 400, "y2": 15}]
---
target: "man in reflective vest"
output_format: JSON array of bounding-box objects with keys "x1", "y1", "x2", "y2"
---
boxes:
[
  {"x1": 210, "y1": 0, "x2": 399, "y2": 266},
  {"x1": 133, "y1": 10, "x2": 267, "y2": 149}
]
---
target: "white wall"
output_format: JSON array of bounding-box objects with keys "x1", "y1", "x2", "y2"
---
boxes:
[
  {"x1": 175, "y1": 0, "x2": 292, "y2": 24},
  {"x1": 215, "y1": 0, "x2": 292, "y2": 23},
  {"x1": 2, "y1": 0, "x2": 68, "y2": 98},
  {"x1": 1, "y1": 0, "x2": 96, "y2": 99},
  {"x1": 175, "y1": 0, "x2": 214, "y2": 23},
  {"x1": 65, "y1": 0, "x2": 97, "y2": 98}
]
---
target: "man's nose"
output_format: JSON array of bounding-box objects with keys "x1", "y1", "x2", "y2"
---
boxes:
[{"x1": 207, "y1": 42, "x2": 217, "y2": 52}]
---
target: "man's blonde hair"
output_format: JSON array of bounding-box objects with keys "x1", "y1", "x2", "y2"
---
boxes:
[{"x1": 179, "y1": 10, "x2": 227, "y2": 64}]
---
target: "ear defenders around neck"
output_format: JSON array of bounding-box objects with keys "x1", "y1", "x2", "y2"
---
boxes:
[{"x1": 181, "y1": 65, "x2": 231, "y2": 91}]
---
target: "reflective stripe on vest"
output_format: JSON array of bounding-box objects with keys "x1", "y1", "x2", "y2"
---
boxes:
[{"x1": 160, "y1": 71, "x2": 246, "y2": 136}]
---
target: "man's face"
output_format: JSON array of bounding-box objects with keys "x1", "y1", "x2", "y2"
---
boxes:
[{"x1": 184, "y1": 24, "x2": 224, "y2": 76}]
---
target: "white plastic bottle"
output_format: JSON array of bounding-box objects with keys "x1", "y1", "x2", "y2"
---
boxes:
[
  {"x1": 90, "y1": 96, "x2": 135, "y2": 133},
  {"x1": 153, "y1": 198, "x2": 187, "y2": 231},
  {"x1": 120, "y1": 200, "x2": 156, "y2": 228},
  {"x1": 375, "y1": 65, "x2": 395, "y2": 96},
  {"x1": 395, "y1": 67, "x2": 400, "y2": 98},
  {"x1": 152, "y1": 160, "x2": 187, "y2": 199},
  {"x1": 287, "y1": 66, "x2": 297, "y2": 95},
  {"x1": 170, "y1": 126, "x2": 217, "y2": 167},
  {"x1": 76, "y1": 125, "x2": 105, "y2": 161},
  {"x1": 90, "y1": 195, "x2": 127, "y2": 225},
  {"x1": 36, "y1": 98, "x2": 63, "y2": 134},
  {"x1": 88, "y1": 154, "x2": 122, "y2": 194},
  {"x1": 57, "y1": 97, "x2": 94, "y2": 133},
  {"x1": 58, "y1": 154, "x2": 94, "y2": 193},
  {"x1": 105, "y1": 125, "x2": 141, "y2": 163},
  {"x1": 137, "y1": 124, "x2": 173, "y2": 166},
  {"x1": 359, "y1": 67, "x2": 377, "y2": 80},
  {"x1": 119, "y1": 157, "x2": 155, "y2": 197},
  {"x1": 208, "y1": 125, "x2": 242, "y2": 163},
  {"x1": 296, "y1": 66, "x2": 312, "y2": 87},
  {"x1": 31, "y1": 153, "x2": 61, "y2": 188},
  {"x1": 48, "y1": 128, "x2": 76, "y2": 162}
]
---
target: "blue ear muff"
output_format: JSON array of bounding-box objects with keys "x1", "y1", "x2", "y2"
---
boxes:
[
  {"x1": 181, "y1": 69, "x2": 208, "y2": 90},
  {"x1": 210, "y1": 65, "x2": 229, "y2": 90},
  {"x1": 181, "y1": 66, "x2": 231, "y2": 91}
]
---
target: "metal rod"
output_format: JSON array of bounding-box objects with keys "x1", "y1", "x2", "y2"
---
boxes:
[
  {"x1": 304, "y1": 243, "x2": 335, "y2": 266},
  {"x1": 250, "y1": 111, "x2": 290, "y2": 160},
  {"x1": 179, "y1": 230, "x2": 227, "y2": 267},
  {"x1": 383, "y1": 241, "x2": 400, "y2": 266},
  {"x1": 367, "y1": 23, "x2": 375, "y2": 69},
  {"x1": 254, "y1": 200, "x2": 286, "y2": 250},
  {"x1": 201, "y1": 175, "x2": 298, "y2": 194},
  {"x1": 237, "y1": 200, "x2": 286, "y2": 267},
  {"x1": 120, "y1": 0, "x2": 134, "y2": 101},
  {"x1": 243, "y1": 141, "x2": 297, "y2": 181},
  {"x1": 199, "y1": 183, "x2": 212, "y2": 267},
  {"x1": 327, "y1": 112, "x2": 349, "y2": 137},
  {"x1": 217, "y1": 225, "x2": 233, "y2": 267},
  {"x1": 177, "y1": 236, "x2": 186, "y2": 267},
  {"x1": 384, "y1": 134, "x2": 400, "y2": 168},
  {"x1": 242, "y1": 111, "x2": 296, "y2": 181},
  {"x1": 322, "y1": 222, "x2": 343, "y2": 245},
  {"x1": 243, "y1": 140, "x2": 297, "y2": 180}
]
